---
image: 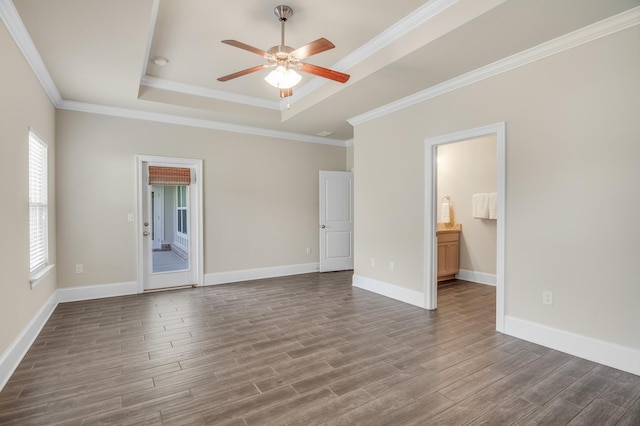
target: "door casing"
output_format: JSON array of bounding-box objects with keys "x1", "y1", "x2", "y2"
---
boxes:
[
  {"x1": 136, "y1": 155, "x2": 203, "y2": 292},
  {"x1": 424, "y1": 122, "x2": 506, "y2": 332}
]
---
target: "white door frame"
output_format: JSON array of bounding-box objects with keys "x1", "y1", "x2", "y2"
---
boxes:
[
  {"x1": 136, "y1": 155, "x2": 204, "y2": 292},
  {"x1": 424, "y1": 122, "x2": 506, "y2": 332}
]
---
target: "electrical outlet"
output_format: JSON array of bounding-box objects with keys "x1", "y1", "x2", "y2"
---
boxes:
[
  {"x1": 389, "y1": 262, "x2": 395, "y2": 272},
  {"x1": 306, "y1": 247, "x2": 311, "y2": 254},
  {"x1": 542, "y1": 290, "x2": 553, "y2": 305},
  {"x1": 127, "y1": 213, "x2": 134, "y2": 222},
  {"x1": 370, "y1": 258, "x2": 376, "y2": 267},
  {"x1": 75, "y1": 264, "x2": 84, "y2": 274}
]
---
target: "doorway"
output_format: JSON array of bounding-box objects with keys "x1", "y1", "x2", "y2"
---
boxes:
[
  {"x1": 424, "y1": 123, "x2": 506, "y2": 332},
  {"x1": 136, "y1": 155, "x2": 203, "y2": 291}
]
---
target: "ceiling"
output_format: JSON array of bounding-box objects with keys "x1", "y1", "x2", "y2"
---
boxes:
[{"x1": 6, "y1": 0, "x2": 639, "y2": 144}]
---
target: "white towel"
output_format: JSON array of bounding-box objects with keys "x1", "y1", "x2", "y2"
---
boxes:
[
  {"x1": 441, "y1": 199, "x2": 451, "y2": 223},
  {"x1": 489, "y1": 192, "x2": 497, "y2": 220},
  {"x1": 473, "y1": 193, "x2": 490, "y2": 219}
]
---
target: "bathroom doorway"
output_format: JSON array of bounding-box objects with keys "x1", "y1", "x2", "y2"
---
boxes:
[
  {"x1": 436, "y1": 136, "x2": 497, "y2": 284},
  {"x1": 424, "y1": 123, "x2": 506, "y2": 332}
]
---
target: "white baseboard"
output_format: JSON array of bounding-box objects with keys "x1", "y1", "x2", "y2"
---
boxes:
[
  {"x1": 204, "y1": 263, "x2": 319, "y2": 286},
  {"x1": 456, "y1": 269, "x2": 496, "y2": 286},
  {"x1": 504, "y1": 315, "x2": 640, "y2": 376},
  {"x1": 56, "y1": 281, "x2": 138, "y2": 303},
  {"x1": 352, "y1": 274, "x2": 425, "y2": 308},
  {"x1": 0, "y1": 292, "x2": 58, "y2": 390}
]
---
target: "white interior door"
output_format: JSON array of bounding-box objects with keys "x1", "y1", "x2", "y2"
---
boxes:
[
  {"x1": 138, "y1": 158, "x2": 203, "y2": 291},
  {"x1": 319, "y1": 171, "x2": 354, "y2": 272}
]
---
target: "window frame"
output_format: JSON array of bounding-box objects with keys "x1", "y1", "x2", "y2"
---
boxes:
[
  {"x1": 28, "y1": 130, "x2": 54, "y2": 287},
  {"x1": 176, "y1": 185, "x2": 188, "y2": 234}
]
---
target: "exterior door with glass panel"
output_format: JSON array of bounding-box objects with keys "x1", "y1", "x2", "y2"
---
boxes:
[{"x1": 142, "y1": 164, "x2": 194, "y2": 290}]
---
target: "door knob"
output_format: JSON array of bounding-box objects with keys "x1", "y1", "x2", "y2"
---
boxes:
[
  {"x1": 143, "y1": 231, "x2": 150, "y2": 236},
  {"x1": 321, "y1": 225, "x2": 326, "y2": 228}
]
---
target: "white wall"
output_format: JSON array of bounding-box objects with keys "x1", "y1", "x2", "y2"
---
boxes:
[
  {"x1": 0, "y1": 23, "x2": 57, "y2": 361},
  {"x1": 437, "y1": 136, "x2": 497, "y2": 275},
  {"x1": 354, "y1": 27, "x2": 640, "y2": 353},
  {"x1": 55, "y1": 110, "x2": 347, "y2": 288}
]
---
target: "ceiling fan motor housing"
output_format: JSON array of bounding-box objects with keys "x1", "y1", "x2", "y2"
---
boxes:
[
  {"x1": 268, "y1": 45, "x2": 297, "y2": 65},
  {"x1": 274, "y1": 5, "x2": 293, "y2": 21}
]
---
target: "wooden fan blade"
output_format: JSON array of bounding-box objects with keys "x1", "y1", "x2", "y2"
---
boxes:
[
  {"x1": 299, "y1": 63, "x2": 350, "y2": 83},
  {"x1": 290, "y1": 38, "x2": 335, "y2": 60},
  {"x1": 280, "y1": 88, "x2": 293, "y2": 98},
  {"x1": 221, "y1": 40, "x2": 270, "y2": 58},
  {"x1": 217, "y1": 64, "x2": 268, "y2": 82}
]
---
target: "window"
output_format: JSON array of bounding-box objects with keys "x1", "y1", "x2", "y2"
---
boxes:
[
  {"x1": 29, "y1": 131, "x2": 50, "y2": 282},
  {"x1": 177, "y1": 185, "x2": 188, "y2": 235}
]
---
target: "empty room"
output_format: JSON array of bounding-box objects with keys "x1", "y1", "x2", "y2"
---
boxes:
[{"x1": 1, "y1": 0, "x2": 639, "y2": 424}]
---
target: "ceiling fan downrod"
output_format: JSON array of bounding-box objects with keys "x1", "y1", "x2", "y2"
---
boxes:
[{"x1": 274, "y1": 5, "x2": 293, "y2": 48}]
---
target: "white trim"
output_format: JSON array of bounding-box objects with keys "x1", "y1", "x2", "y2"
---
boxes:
[
  {"x1": 4, "y1": 0, "x2": 637, "y2": 145},
  {"x1": 29, "y1": 264, "x2": 55, "y2": 289},
  {"x1": 0, "y1": 0, "x2": 62, "y2": 105},
  {"x1": 56, "y1": 281, "x2": 138, "y2": 303},
  {"x1": 424, "y1": 122, "x2": 506, "y2": 332},
  {"x1": 57, "y1": 100, "x2": 348, "y2": 147},
  {"x1": 0, "y1": 292, "x2": 57, "y2": 390},
  {"x1": 205, "y1": 263, "x2": 319, "y2": 286},
  {"x1": 505, "y1": 315, "x2": 640, "y2": 377},
  {"x1": 141, "y1": 76, "x2": 281, "y2": 111},
  {"x1": 0, "y1": 0, "x2": 347, "y2": 148},
  {"x1": 348, "y1": 6, "x2": 640, "y2": 127},
  {"x1": 352, "y1": 274, "x2": 425, "y2": 308},
  {"x1": 456, "y1": 269, "x2": 496, "y2": 286}
]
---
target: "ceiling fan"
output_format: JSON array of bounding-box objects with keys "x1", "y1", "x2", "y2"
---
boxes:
[{"x1": 217, "y1": 5, "x2": 350, "y2": 98}]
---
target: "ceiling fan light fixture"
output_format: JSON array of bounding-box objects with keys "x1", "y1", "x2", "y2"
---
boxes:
[{"x1": 264, "y1": 65, "x2": 301, "y2": 89}]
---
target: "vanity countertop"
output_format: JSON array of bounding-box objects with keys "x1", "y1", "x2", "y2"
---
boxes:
[{"x1": 437, "y1": 223, "x2": 462, "y2": 232}]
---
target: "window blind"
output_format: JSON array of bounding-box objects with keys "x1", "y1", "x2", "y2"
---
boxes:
[
  {"x1": 29, "y1": 132, "x2": 48, "y2": 273},
  {"x1": 148, "y1": 166, "x2": 191, "y2": 186}
]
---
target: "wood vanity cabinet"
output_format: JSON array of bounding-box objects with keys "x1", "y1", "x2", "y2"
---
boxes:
[{"x1": 437, "y1": 229, "x2": 460, "y2": 281}]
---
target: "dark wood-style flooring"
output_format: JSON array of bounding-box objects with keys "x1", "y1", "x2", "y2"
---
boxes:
[{"x1": 0, "y1": 272, "x2": 638, "y2": 425}]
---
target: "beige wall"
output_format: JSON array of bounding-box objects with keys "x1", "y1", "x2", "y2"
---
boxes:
[
  {"x1": 0, "y1": 24, "x2": 57, "y2": 355},
  {"x1": 55, "y1": 110, "x2": 347, "y2": 287},
  {"x1": 437, "y1": 136, "x2": 497, "y2": 274},
  {"x1": 354, "y1": 27, "x2": 640, "y2": 349},
  {"x1": 346, "y1": 144, "x2": 354, "y2": 171}
]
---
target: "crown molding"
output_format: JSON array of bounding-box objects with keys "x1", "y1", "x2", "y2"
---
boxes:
[
  {"x1": 0, "y1": 0, "x2": 347, "y2": 147},
  {"x1": 284, "y1": 0, "x2": 459, "y2": 108},
  {"x1": 140, "y1": 76, "x2": 281, "y2": 110},
  {"x1": 348, "y1": 6, "x2": 640, "y2": 127},
  {"x1": 57, "y1": 100, "x2": 348, "y2": 147},
  {"x1": 0, "y1": 0, "x2": 61, "y2": 105}
]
